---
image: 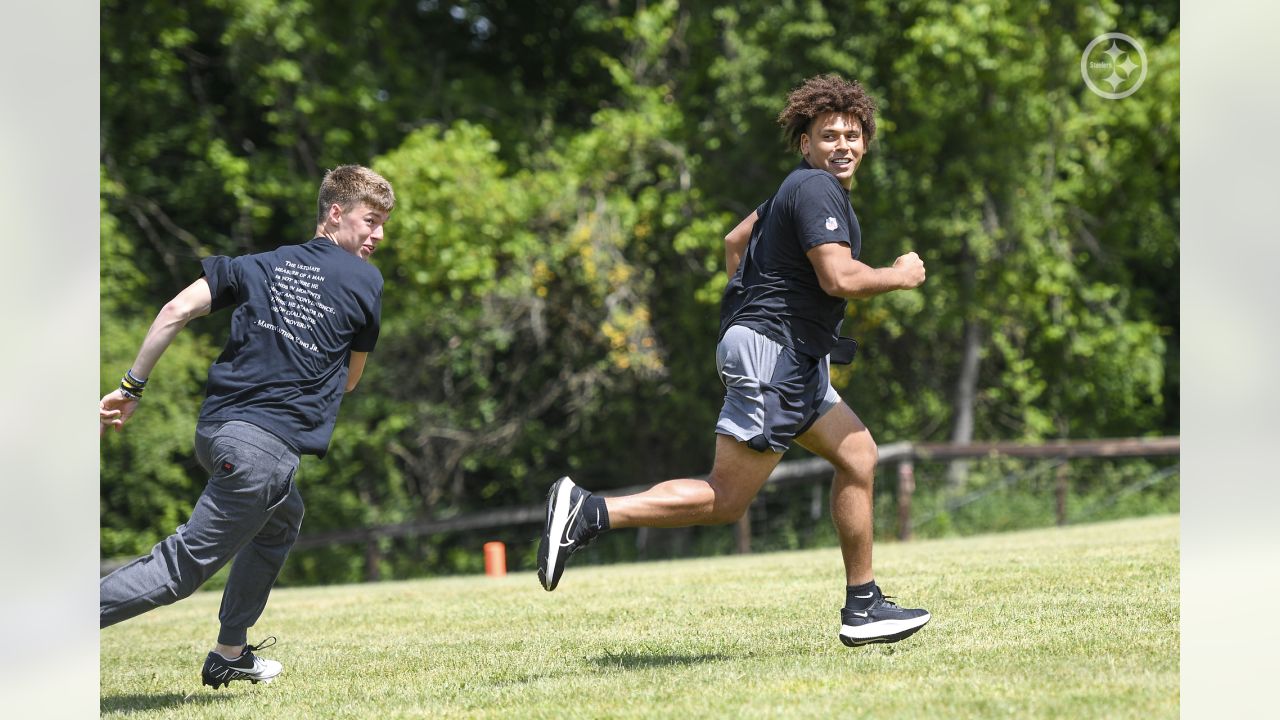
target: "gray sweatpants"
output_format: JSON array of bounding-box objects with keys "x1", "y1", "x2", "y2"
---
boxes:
[{"x1": 100, "y1": 420, "x2": 304, "y2": 646}]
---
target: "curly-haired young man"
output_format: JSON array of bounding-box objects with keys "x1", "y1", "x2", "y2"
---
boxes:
[
  {"x1": 537, "y1": 74, "x2": 931, "y2": 647},
  {"x1": 99, "y1": 165, "x2": 394, "y2": 684}
]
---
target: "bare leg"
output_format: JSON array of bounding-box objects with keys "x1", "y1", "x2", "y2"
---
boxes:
[
  {"x1": 605, "y1": 433, "x2": 782, "y2": 528},
  {"x1": 795, "y1": 402, "x2": 878, "y2": 586}
]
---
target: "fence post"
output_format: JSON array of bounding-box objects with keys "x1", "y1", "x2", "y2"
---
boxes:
[
  {"x1": 364, "y1": 535, "x2": 381, "y2": 582},
  {"x1": 735, "y1": 510, "x2": 752, "y2": 554},
  {"x1": 897, "y1": 459, "x2": 915, "y2": 541},
  {"x1": 1055, "y1": 462, "x2": 1070, "y2": 526}
]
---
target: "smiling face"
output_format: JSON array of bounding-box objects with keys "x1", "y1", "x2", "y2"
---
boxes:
[
  {"x1": 322, "y1": 202, "x2": 388, "y2": 260},
  {"x1": 800, "y1": 112, "x2": 865, "y2": 190}
]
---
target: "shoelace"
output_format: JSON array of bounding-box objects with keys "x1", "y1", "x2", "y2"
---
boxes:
[{"x1": 243, "y1": 636, "x2": 277, "y2": 656}]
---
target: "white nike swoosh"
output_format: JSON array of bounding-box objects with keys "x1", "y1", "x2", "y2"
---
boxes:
[
  {"x1": 854, "y1": 593, "x2": 874, "y2": 599},
  {"x1": 219, "y1": 662, "x2": 274, "y2": 678},
  {"x1": 851, "y1": 611, "x2": 868, "y2": 617}
]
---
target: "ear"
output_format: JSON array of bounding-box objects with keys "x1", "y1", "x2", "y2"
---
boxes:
[
  {"x1": 326, "y1": 203, "x2": 344, "y2": 225},
  {"x1": 800, "y1": 133, "x2": 810, "y2": 159}
]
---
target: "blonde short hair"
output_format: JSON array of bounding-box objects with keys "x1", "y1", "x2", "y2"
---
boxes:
[{"x1": 316, "y1": 165, "x2": 396, "y2": 224}]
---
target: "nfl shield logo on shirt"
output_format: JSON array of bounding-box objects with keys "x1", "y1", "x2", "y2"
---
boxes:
[{"x1": 825, "y1": 217, "x2": 839, "y2": 231}]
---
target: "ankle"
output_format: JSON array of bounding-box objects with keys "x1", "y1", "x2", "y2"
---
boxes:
[
  {"x1": 584, "y1": 494, "x2": 610, "y2": 534},
  {"x1": 845, "y1": 580, "x2": 879, "y2": 611},
  {"x1": 213, "y1": 643, "x2": 245, "y2": 660}
]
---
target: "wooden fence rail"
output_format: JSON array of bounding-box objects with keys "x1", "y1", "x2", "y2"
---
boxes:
[
  {"x1": 296, "y1": 436, "x2": 1179, "y2": 549},
  {"x1": 891, "y1": 436, "x2": 1180, "y2": 540},
  {"x1": 100, "y1": 436, "x2": 1180, "y2": 577}
]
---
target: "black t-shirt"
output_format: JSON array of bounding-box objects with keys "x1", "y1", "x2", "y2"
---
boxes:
[
  {"x1": 720, "y1": 161, "x2": 862, "y2": 358},
  {"x1": 197, "y1": 237, "x2": 383, "y2": 457}
]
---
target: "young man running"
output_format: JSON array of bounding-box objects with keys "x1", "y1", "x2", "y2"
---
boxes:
[
  {"x1": 538, "y1": 74, "x2": 931, "y2": 647},
  {"x1": 99, "y1": 165, "x2": 394, "y2": 685}
]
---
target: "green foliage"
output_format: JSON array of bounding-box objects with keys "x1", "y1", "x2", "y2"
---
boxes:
[
  {"x1": 684, "y1": 0, "x2": 1178, "y2": 443},
  {"x1": 98, "y1": 313, "x2": 217, "y2": 556},
  {"x1": 100, "y1": 168, "x2": 222, "y2": 556},
  {"x1": 101, "y1": 0, "x2": 1180, "y2": 583}
]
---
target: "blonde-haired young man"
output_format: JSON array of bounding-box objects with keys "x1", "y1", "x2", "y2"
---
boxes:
[{"x1": 100, "y1": 165, "x2": 394, "y2": 686}]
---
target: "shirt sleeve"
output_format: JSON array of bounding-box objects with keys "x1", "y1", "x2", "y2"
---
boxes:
[
  {"x1": 200, "y1": 255, "x2": 241, "y2": 312},
  {"x1": 792, "y1": 175, "x2": 853, "y2": 252}
]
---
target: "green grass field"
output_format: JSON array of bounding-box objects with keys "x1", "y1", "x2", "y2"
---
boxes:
[{"x1": 101, "y1": 515, "x2": 1178, "y2": 719}]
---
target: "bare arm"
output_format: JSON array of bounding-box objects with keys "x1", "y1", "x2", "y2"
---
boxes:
[
  {"x1": 806, "y1": 243, "x2": 926, "y2": 299},
  {"x1": 346, "y1": 351, "x2": 369, "y2": 392},
  {"x1": 724, "y1": 210, "x2": 758, "y2": 279},
  {"x1": 99, "y1": 277, "x2": 213, "y2": 435}
]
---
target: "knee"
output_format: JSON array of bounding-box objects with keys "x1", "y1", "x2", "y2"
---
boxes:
[
  {"x1": 703, "y1": 479, "x2": 753, "y2": 525},
  {"x1": 165, "y1": 572, "x2": 207, "y2": 604},
  {"x1": 833, "y1": 435, "x2": 878, "y2": 487},
  {"x1": 706, "y1": 503, "x2": 748, "y2": 525},
  {"x1": 151, "y1": 546, "x2": 217, "y2": 603}
]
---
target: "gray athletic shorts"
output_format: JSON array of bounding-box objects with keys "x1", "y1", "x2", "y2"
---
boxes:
[{"x1": 716, "y1": 324, "x2": 842, "y2": 453}]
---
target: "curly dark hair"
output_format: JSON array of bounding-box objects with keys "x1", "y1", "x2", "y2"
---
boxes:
[{"x1": 777, "y1": 73, "x2": 878, "y2": 152}]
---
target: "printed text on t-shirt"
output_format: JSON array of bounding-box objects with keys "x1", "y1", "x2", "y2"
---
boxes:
[{"x1": 262, "y1": 259, "x2": 335, "y2": 352}]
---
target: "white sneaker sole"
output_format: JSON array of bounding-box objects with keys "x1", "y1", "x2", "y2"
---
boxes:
[
  {"x1": 839, "y1": 612, "x2": 931, "y2": 646},
  {"x1": 538, "y1": 477, "x2": 575, "y2": 591}
]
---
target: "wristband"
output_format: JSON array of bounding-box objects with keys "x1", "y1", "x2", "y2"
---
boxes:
[{"x1": 120, "y1": 370, "x2": 147, "y2": 399}]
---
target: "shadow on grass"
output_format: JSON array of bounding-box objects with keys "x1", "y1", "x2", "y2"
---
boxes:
[
  {"x1": 487, "y1": 650, "x2": 733, "y2": 689},
  {"x1": 589, "y1": 650, "x2": 731, "y2": 670},
  {"x1": 101, "y1": 692, "x2": 230, "y2": 715}
]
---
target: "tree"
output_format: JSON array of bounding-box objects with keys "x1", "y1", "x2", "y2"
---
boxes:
[{"x1": 101, "y1": 0, "x2": 1179, "y2": 578}]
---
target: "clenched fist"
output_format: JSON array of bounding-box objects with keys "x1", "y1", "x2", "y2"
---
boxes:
[{"x1": 893, "y1": 251, "x2": 926, "y2": 289}]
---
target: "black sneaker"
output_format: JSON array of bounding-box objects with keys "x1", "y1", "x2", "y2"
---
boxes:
[
  {"x1": 839, "y1": 592, "x2": 931, "y2": 647},
  {"x1": 201, "y1": 637, "x2": 282, "y2": 688},
  {"x1": 537, "y1": 476, "x2": 600, "y2": 591}
]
